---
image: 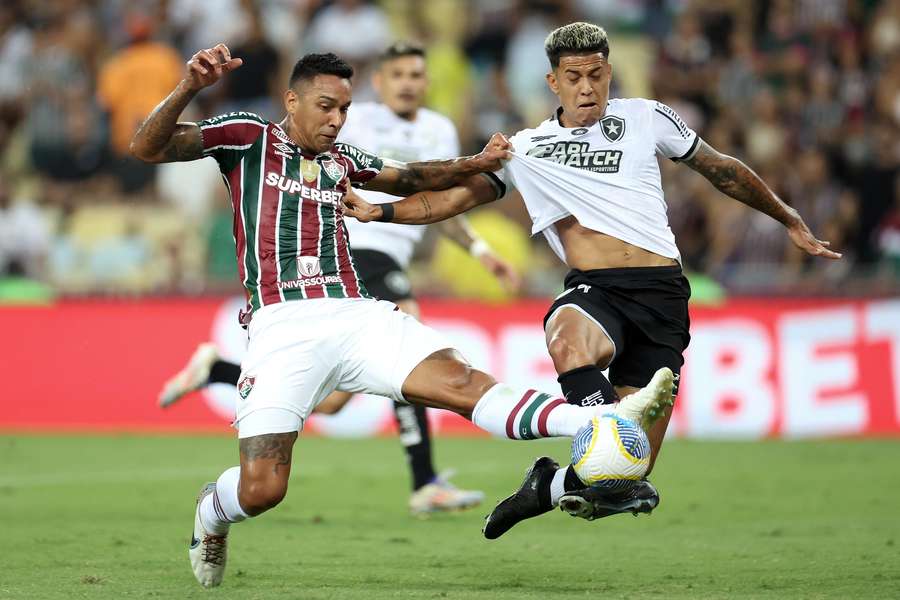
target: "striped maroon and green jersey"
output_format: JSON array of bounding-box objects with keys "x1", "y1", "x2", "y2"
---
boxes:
[{"x1": 198, "y1": 112, "x2": 383, "y2": 314}]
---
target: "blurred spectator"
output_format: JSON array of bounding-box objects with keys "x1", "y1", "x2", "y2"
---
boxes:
[
  {"x1": 219, "y1": 1, "x2": 282, "y2": 119},
  {"x1": 26, "y1": 16, "x2": 107, "y2": 182},
  {"x1": 0, "y1": 4, "x2": 32, "y2": 121},
  {"x1": 0, "y1": 178, "x2": 50, "y2": 278},
  {"x1": 304, "y1": 0, "x2": 390, "y2": 64},
  {"x1": 97, "y1": 12, "x2": 183, "y2": 191}
]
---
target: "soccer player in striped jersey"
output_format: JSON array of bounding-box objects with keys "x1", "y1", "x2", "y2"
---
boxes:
[
  {"x1": 156, "y1": 41, "x2": 520, "y2": 516},
  {"x1": 343, "y1": 22, "x2": 841, "y2": 538},
  {"x1": 131, "y1": 44, "x2": 672, "y2": 588}
]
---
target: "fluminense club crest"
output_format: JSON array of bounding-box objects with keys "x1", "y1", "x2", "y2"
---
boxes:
[
  {"x1": 298, "y1": 255, "x2": 321, "y2": 277},
  {"x1": 322, "y1": 158, "x2": 345, "y2": 181},
  {"x1": 600, "y1": 115, "x2": 625, "y2": 143},
  {"x1": 238, "y1": 375, "x2": 255, "y2": 400}
]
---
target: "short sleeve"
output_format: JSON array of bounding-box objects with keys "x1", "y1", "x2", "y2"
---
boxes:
[
  {"x1": 196, "y1": 112, "x2": 267, "y2": 172},
  {"x1": 651, "y1": 101, "x2": 699, "y2": 162},
  {"x1": 333, "y1": 142, "x2": 384, "y2": 186}
]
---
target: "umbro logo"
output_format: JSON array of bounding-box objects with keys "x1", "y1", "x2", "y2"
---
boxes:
[
  {"x1": 530, "y1": 135, "x2": 557, "y2": 142},
  {"x1": 600, "y1": 115, "x2": 625, "y2": 142}
]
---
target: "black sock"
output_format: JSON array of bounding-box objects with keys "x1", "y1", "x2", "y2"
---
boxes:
[
  {"x1": 208, "y1": 360, "x2": 241, "y2": 385},
  {"x1": 393, "y1": 402, "x2": 437, "y2": 490},
  {"x1": 563, "y1": 464, "x2": 585, "y2": 491},
  {"x1": 557, "y1": 365, "x2": 618, "y2": 407}
]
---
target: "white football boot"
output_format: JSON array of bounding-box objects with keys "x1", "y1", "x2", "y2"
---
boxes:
[
  {"x1": 611, "y1": 367, "x2": 675, "y2": 432},
  {"x1": 409, "y1": 471, "x2": 485, "y2": 516},
  {"x1": 189, "y1": 483, "x2": 228, "y2": 588},
  {"x1": 158, "y1": 343, "x2": 219, "y2": 408}
]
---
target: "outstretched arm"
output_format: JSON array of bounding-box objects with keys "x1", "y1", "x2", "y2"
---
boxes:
[
  {"x1": 130, "y1": 44, "x2": 242, "y2": 163},
  {"x1": 343, "y1": 173, "x2": 501, "y2": 224},
  {"x1": 363, "y1": 133, "x2": 512, "y2": 196},
  {"x1": 683, "y1": 140, "x2": 841, "y2": 259}
]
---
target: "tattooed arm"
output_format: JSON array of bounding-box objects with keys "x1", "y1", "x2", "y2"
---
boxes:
[
  {"x1": 684, "y1": 140, "x2": 842, "y2": 259},
  {"x1": 343, "y1": 174, "x2": 501, "y2": 225},
  {"x1": 130, "y1": 43, "x2": 242, "y2": 163},
  {"x1": 363, "y1": 133, "x2": 513, "y2": 195}
]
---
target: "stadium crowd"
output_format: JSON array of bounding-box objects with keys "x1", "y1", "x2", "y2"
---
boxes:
[{"x1": 0, "y1": 0, "x2": 897, "y2": 299}]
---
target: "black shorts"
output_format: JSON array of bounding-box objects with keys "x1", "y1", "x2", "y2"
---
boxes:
[
  {"x1": 543, "y1": 265, "x2": 691, "y2": 390},
  {"x1": 353, "y1": 249, "x2": 414, "y2": 303}
]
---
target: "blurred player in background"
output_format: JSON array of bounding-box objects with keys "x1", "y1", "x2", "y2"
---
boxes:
[
  {"x1": 343, "y1": 21, "x2": 842, "y2": 538},
  {"x1": 131, "y1": 44, "x2": 670, "y2": 588},
  {"x1": 157, "y1": 41, "x2": 520, "y2": 517}
]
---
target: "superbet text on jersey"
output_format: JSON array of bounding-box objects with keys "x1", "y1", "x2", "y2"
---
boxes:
[{"x1": 197, "y1": 112, "x2": 383, "y2": 313}]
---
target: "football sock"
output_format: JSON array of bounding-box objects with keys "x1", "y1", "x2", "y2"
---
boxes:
[
  {"x1": 549, "y1": 465, "x2": 585, "y2": 506},
  {"x1": 393, "y1": 402, "x2": 437, "y2": 490},
  {"x1": 558, "y1": 365, "x2": 619, "y2": 407},
  {"x1": 471, "y1": 383, "x2": 594, "y2": 439},
  {"x1": 208, "y1": 360, "x2": 241, "y2": 386},
  {"x1": 199, "y1": 466, "x2": 248, "y2": 535}
]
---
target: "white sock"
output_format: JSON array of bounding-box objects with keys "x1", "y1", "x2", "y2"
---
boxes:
[
  {"x1": 549, "y1": 467, "x2": 567, "y2": 507},
  {"x1": 199, "y1": 466, "x2": 248, "y2": 535},
  {"x1": 471, "y1": 383, "x2": 593, "y2": 439}
]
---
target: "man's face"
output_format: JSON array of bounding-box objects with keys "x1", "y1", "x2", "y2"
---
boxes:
[
  {"x1": 373, "y1": 54, "x2": 428, "y2": 119},
  {"x1": 284, "y1": 74, "x2": 352, "y2": 154},
  {"x1": 547, "y1": 53, "x2": 611, "y2": 127}
]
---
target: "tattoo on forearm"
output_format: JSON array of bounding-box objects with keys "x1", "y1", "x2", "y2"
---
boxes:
[
  {"x1": 420, "y1": 194, "x2": 432, "y2": 221},
  {"x1": 132, "y1": 84, "x2": 201, "y2": 162},
  {"x1": 394, "y1": 157, "x2": 474, "y2": 195},
  {"x1": 240, "y1": 432, "x2": 297, "y2": 474},
  {"x1": 686, "y1": 142, "x2": 796, "y2": 226}
]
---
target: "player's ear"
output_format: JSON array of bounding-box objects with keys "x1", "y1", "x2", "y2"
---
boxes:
[
  {"x1": 371, "y1": 69, "x2": 382, "y2": 96},
  {"x1": 284, "y1": 87, "x2": 299, "y2": 115},
  {"x1": 546, "y1": 70, "x2": 559, "y2": 95}
]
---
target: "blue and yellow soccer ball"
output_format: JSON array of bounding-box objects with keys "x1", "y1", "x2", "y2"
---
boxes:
[{"x1": 571, "y1": 414, "x2": 651, "y2": 491}]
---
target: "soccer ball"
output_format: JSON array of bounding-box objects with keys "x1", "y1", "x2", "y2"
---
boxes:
[{"x1": 570, "y1": 414, "x2": 651, "y2": 491}]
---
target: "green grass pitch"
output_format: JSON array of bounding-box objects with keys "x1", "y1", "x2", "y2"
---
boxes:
[{"x1": 1, "y1": 435, "x2": 898, "y2": 599}]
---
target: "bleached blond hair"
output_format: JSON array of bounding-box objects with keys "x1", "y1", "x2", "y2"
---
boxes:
[{"x1": 544, "y1": 22, "x2": 610, "y2": 68}]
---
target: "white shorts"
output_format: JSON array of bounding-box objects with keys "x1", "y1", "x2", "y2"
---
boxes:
[{"x1": 234, "y1": 298, "x2": 450, "y2": 438}]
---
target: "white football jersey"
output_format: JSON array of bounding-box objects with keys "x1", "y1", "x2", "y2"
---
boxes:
[
  {"x1": 341, "y1": 102, "x2": 460, "y2": 268},
  {"x1": 494, "y1": 98, "x2": 699, "y2": 263}
]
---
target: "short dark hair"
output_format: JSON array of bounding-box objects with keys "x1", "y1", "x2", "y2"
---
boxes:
[
  {"x1": 289, "y1": 53, "x2": 354, "y2": 88},
  {"x1": 544, "y1": 22, "x2": 610, "y2": 68},
  {"x1": 377, "y1": 41, "x2": 426, "y2": 65}
]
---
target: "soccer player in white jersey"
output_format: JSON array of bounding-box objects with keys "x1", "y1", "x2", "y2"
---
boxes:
[
  {"x1": 130, "y1": 45, "x2": 671, "y2": 588},
  {"x1": 343, "y1": 22, "x2": 841, "y2": 538}
]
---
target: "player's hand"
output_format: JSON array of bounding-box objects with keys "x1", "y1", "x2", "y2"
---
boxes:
[
  {"x1": 341, "y1": 186, "x2": 381, "y2": 222},
  {"x1": 184, "y1": 44, "x2": 242, "y2": 92},
  {"x1": 471, "y1": 132, "x2": 513, "y2": 172},
  {"x1": 787, "y1": 218, "x2": 842, "y2": 259},
  {"x1": 479, "y1": 252, "x2": 522, "y2": 293}
]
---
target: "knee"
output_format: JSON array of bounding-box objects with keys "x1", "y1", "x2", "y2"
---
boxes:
[{"x1": 238, "y1": 478, "x2": 288, "y2": 516}]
